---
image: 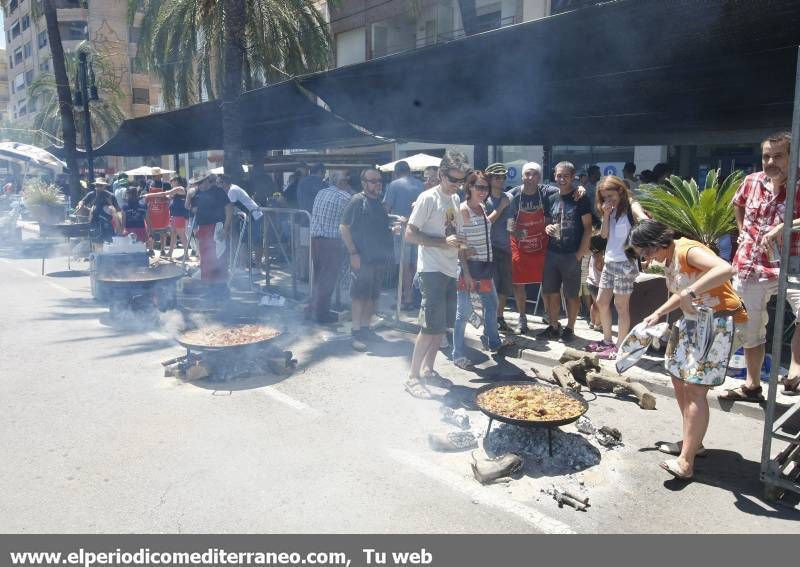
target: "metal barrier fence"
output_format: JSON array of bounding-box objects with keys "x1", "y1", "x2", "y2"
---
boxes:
[{"x1": 253, "y1": 207, "x2": 313, "y2": 299}]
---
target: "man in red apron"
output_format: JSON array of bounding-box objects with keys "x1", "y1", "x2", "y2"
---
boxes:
[
  {"x1": 187, "y1": 170, "x2": 233, "y2": 301},
  {"x1": 144, "y1": 167, "x2": 172, "y2": 257},
  {"x1": 508, "y1": 162, "x2": 553, "y2": 333}
]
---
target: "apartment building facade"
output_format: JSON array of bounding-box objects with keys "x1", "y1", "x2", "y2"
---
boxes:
[
  {"x1": 2, "y1": 0, "x2": 163, "y2": 170},
  {"x1": 0, "y1": 47, "x2": 9, "y2": 122}
]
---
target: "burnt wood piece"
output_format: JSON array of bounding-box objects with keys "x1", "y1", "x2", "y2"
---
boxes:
[
  {"x1": 552, "y1": 365, "x2": 581, "y2": 393},
  {"x1": 560, "y1": 348, "x2": 600, "y2": 369},
  {"x1": 586, "y1": 371, "x2": 656, "y2": 410}
]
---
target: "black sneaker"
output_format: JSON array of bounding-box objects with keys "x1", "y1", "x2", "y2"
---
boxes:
[
  {"x1": 536, "y1": 325, "x2": 561, "y2": 340},
  {"x1": 497, "y1": 318, "x2": 512, "y2": 333},
  {"x1": 518, "y1": 316, "x2": 529, "y2": 335},
  {"x1": 561, "y1": 327, "x2": 575, "y2": 342}
]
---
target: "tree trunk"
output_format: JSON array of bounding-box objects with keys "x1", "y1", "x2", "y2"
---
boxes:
[
  {"x1": 43, "y1": 0, "x2": 81, "y2": 205},
  {"x1": 222, "y1": 0, "x2": 246, "y2": 187}
]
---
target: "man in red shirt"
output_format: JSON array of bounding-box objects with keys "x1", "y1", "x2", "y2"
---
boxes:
[{"x1": 725, "y1": 132, "x2": 800, "y2": 401}]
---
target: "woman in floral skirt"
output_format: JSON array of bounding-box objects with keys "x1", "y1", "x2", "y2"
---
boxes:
[{"x1": 629, "y1": 220, "x2": 747, "y2": 480}]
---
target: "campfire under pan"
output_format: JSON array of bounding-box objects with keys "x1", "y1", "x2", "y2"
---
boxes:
[{"x1": 475, "y1": 381, "x2": 589, "y2": 456}]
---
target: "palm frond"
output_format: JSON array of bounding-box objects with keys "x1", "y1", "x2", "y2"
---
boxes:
[{"x1": 638, "y1": 169, "x2": 740, "y2": 248}]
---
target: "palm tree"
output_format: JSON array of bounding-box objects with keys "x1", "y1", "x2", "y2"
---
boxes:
[
  {"x1": 131, "y1": 0, "x2": 333, "y2": 184},
  {"x1": 132, "y1": 0, "x2": 331, "y2": 108},
  {"x1": 637, "y1": 169, "x2": 744, "y2": 251},
  {"x1": 0, "y1": 1, "x2": 82, "y2": 204},
  {"x1": 27, "y1": 50, "x2": 127, "y2": 148}
]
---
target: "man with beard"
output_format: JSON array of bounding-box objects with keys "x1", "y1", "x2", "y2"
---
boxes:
[
  {"x1": 404, "y1": 150, "x2": 469, "y2": 399},
  {"x1": 722, "y1": 132, "x2": 800, "y2": 401},
  {"x1": 340, "y1": 168, "x2": 394, "y2": 351}
]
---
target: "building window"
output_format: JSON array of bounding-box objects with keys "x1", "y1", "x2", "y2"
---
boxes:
[
  {"x1": 38, "y1": 30, "x2": 48, "y2": 49},
  {"x1": 13, "y1": 47, "x2": 23, "y2": 65},
  {"x1": 23, "y1": 41, "x2": 32, "y2": 59},
  {"x1": 22, "y1": 13, "x2": 30, "y2": 31},
  {"x1": 14, "y1": 73, "x2": 25, "y2": 91},
  {"x1": 39, "y1": 59, "x2": 50, "y2": 72},
  {"x1": 58, "y1": 21, "x2": 87, "y2": 41},
  {"x1": 17, "y1": 99, "x2": 27, "y2": 117},
  {"x1": 132, "y1": 87, "x2": 150, "y2": 105},
  {"x1": 129, "y1": 26, "x2": 141, "y2": 43},
  {"x1": 11, "y1": 19, "x2": 21, "y2": 39},
  {"x1": 25, "y1": 69, "x2": 34, "y2": 85},
  {"x1": 9, "y1": 55, "x2": 13, "y2": 70},
  {"x1": 10, "y1": 0, "x2": 18, "y2": 13}
]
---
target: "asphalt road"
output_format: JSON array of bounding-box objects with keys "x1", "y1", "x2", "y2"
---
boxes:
[{"x1": 1, "y1": 244, "x2": 798, "y2": 533}]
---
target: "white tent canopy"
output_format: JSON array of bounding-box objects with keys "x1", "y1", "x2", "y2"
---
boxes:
[
  {"x1": 124, "y1": 166, "x2": 176, "y2": 177},
  {"x1": 0, "y1": 142, "x2": 66, "y2": 174},
  {"x1": 378, "y1": 153, "x2": 441, "y2": 173},
  {"x1": 209, "y1": 165, "x2": 250, "y2": 174}
]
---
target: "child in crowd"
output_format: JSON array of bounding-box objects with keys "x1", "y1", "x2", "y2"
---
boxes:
[{"x1": 586, "y1": 234, "x2": 607, "y2": 331}]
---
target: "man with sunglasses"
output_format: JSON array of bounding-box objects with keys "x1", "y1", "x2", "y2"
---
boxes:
[
  {"x1": 423, "y1": 166, "x2": 439, "y2": 190},
  {"x1": 340, "y1": 169, "x2": 394, "y2": 351},
  {"x1": 404, "y1": 150, "x2": 469, "y2": 399}
]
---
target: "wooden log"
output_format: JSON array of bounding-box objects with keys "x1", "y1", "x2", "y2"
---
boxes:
[
  {"x1": 586, "y1": 371, "x2": 656, "y2": 409},
  {"x1": 185, "y1": 362, "x2": 210, "y2": 381},
  {"x1": 552, "y1": 365, "x2": 581, "y2": 392},
  {"x1": 563, "y1": 359, "x2": 594, "y2": 383},
  {"x1": 531, "y1": 366, "x2": 557, "y2": 385},
  {"x1": 559, "y1": 348, "x2": 600, "y2": 369}
]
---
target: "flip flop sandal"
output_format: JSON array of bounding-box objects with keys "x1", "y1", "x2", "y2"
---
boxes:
[
  {"x1": 423, "y1": 371, "x2": 454, "y2": 388},
  {"x1": 779, "y1": 376, "x2": 800, "y2": 395},
  {"x1": 405, "y1": 380, "x2": 433, "y2": 399},
  {"x1": 657, "y1": 441, "x2": 707, "y2": 458},
  {"x1": 719, "y1": 385, "x2": 764, "y2": 402},
  {"x1": 660, "y1": 459, "x2": 693, "y2": 480}
]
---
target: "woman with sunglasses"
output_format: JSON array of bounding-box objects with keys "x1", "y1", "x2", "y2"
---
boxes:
[
  {"x1": 452, "y1": 171, "x2": 510, "y2": 368},
  {"x1": 628, "y1": 220, "x2": 747, "y2": 480}
]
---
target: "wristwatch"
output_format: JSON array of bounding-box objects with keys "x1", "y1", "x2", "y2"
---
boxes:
[{"x1": 686, "y1": 288, "x2": 698, "y2": 300}]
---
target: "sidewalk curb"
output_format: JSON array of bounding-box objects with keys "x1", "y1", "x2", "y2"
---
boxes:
[{"x1": 387, "y1": 316, "x2": 768, "y2": 422}]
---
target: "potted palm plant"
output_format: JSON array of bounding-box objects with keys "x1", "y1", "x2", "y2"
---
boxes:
[
  {"x1": 636, "y1": 169, "x2": 743, "y2": 253},
  {"x1": 22, "y1": 179, "x2": 66, "y2": 225}
]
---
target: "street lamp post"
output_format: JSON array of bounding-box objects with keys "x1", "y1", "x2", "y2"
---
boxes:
[{"x1": 74, "y1": 49, "x2": 99, "y2": 183}]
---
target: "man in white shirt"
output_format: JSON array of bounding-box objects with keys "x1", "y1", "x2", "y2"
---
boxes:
[
  {"x1": 219, "y1": 174, "x2": 265, "y2": 270},
  {"x1": 404, "y1": 149, "x2": 469, "y2": 399}
]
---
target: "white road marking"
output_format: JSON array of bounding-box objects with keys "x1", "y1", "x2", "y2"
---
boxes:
[
  {"x1": 261, "y1": 386, "x2": 321, "y2": 416},
  {"x1": 386, "y1": 449, "x2": 576, "y2": 534},
  {"x1": 44, "y1": 280, "x2": 72, "y2": 294},
  {"x1": 0, "y1": 259, "x2": 73, "y2": 294}
]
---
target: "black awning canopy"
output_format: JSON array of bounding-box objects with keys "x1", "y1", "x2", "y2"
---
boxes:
[
  {"x1": 95, "y1": 0, "x2": 800, "y2": 157},
  {"x1": 300, "y1": 0, "x2": 800, "y2": 146},
  {"x1": 95, "y1": 82, "x2": 377, "y2": 156}
]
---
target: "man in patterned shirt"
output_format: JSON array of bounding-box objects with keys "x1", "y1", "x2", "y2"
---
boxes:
[
  {"x1": 307, "y1": 171, "x2": 354, "y2": 323},
  {"x1": 724, "y1": 132, "x2": 800, "y2": 401}
]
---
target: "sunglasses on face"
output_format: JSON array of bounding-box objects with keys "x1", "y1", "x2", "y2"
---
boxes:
[{"x1": 442, "y1": 172, "x2": 466, "y2": 184}]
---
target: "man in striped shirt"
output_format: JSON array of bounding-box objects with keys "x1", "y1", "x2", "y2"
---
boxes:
[{"x1": 307, "y1": 171, "x2": 354, "y2": 323}]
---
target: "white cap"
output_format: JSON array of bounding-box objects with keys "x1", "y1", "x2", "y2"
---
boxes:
[{"x1": 522, "y1": 162, "x2": 542, "y2": 175}]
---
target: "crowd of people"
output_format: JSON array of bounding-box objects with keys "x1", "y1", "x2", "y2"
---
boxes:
[
  {"x1": 299, "y1": 133, "x2": 800, "y2": 482},
  {"x1": 58, "y1": 133, "x2": 800, "y2": 481}
]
